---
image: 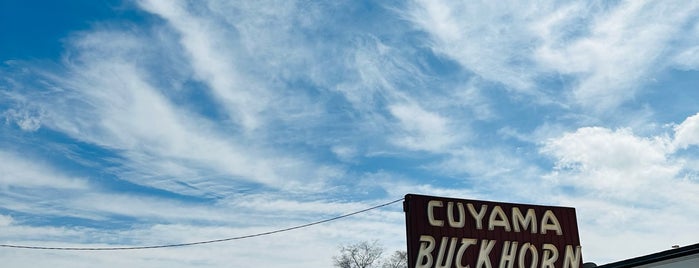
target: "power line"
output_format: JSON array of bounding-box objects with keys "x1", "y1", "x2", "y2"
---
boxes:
[{"x1": 0, "y1": 198, "x2": 404, "y2": 251}]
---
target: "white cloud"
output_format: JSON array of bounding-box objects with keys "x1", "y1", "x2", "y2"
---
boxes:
[
  {"x1": 331, "y1": 145, "x2": 358, "y2": 163},
  {"x1": 540, "y1": 123, "x2": 699, "y2": 262},
  {"x1": 13, "y1": 27, "x2": 344, "y2": 195},
  {"x1": 434, "y1": 147, "x2": 529, "y2": 178},
  {"x1": 556, "y1": 196, "x2": 699, "y2": 264},
  {"x1": 407, "y1": 1, "x2": 699, "y2": 112},
  {"x1": 4, "y1": 1, "x2": 699, "y2": 267},
  {"x1": 388, "y1": 103, "x2": 456, "y2": 152},
  {"x1": 0, "y1": 214, "x2": 13, "y2": 226},
  {"x1": 2, "y1": 108, "x2": 42, "y2": 131},
  {"x1": 541, "y1": 127, "x2": 676, "y2": 194},
  {"x1": 0, "y1": 196, "x2": 407, "y2": 268},
  {"x1": 0, "y1": 150, "x2": 87, "y2": 189},
  {"x1": 672, "y1": 46, "x2": 699, "y2": 71},
  {"x1": 52, "y1": 59, "x2": 282, "y2": 188},
  {"x1": 405, "y1": 0, "x2": 542, "y2": 92},
  {"x1": 452, "y1": 82, "x2": 495, "y2": 121},
  {"x1": 673, "y1": 112, "x2": 699, "y2": 150},
  {"x1": 137, "y1": 0, "x2": 264, "y2": 131},
  {"x1": 535, "y1": 1, "x2": 699, "y2": 111}
]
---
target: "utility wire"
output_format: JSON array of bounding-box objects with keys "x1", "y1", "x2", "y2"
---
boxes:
[{"x1": 0, "y1": 198, "x2": 404, "y2": 251}]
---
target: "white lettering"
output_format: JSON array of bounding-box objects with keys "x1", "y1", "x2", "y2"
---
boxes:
[
  {"x1": 428, "y1": 200, "x2": 444, "y2": 227},
  {"x1": 541, "y1": 244, "x2": 558, "y2": 268},
  {"x1": 456, "y1": 238, "x2": 478, "y2": 268},
  {"x1": 563, "y1": 245, "x2": 581, "y2": 268},
  {"x1": 448, "y1": 202, "x2": 466, "y2": 228},
  {"x1": 499, "y1": 241, "x2": 519, "y2": 268},
  {"x1": 416, "y1": 235, "x2": 436, "y2": 268},
  {"x1": 436, "y1": 237, "x2": 458, "y2": 268},
  {"x1": 512, "y1": 208, "x2": 537, "y2": 234},
  {"x1": 412, "y1": 237, "x2": 577, "y2": 268},
  {"x1": 476, "y1": 239, "x2": 496, "y2": 268},
  {"x1": 540, "y1": 210, "x2": 562, "y2": 235},
  {"x1": 489, "y1": 206, "x2": 512, "y2": 231},
  {"x1": 518, "y1": 243, "x2": 538, "y2": 268},
  {"x1": 468, "y1": 203, "x2": 488, "y2": 230}
]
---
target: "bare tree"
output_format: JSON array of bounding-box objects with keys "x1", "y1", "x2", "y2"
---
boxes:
[
  {"x1": 333, "y1": 240, "x2": 384, "y2": 268},
  {"x1": 382, "y1": 250, "x2": 407, "y2": 268}
]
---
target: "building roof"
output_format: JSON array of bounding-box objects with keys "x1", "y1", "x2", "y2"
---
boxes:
[{"x1": 596, "y1": 243, "x2": 699, "y2": 268}]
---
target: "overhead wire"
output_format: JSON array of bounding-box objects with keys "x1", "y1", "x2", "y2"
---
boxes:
[{"x1": 0, "y1": 198, "x2": 404, "y2": 251}]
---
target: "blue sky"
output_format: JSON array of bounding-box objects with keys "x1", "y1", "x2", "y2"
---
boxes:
[{"x1": 2, "y1": 0, "x2": 699, "y2": 267}]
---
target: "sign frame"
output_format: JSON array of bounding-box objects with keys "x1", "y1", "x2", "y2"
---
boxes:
[{"x1": 404, "y1": 194, "x2": 582, "y2": 268}]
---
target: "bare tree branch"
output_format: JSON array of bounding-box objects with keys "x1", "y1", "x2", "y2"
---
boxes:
[
  {"x1": 382, "y1": 250, "x2": 407, "y2": 268},
  {"x1": 332, "y1": 240, "x2": 385, "y2": 268}
]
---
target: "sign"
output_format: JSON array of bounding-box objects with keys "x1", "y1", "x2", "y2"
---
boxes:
[{"x1": 404, "y1": 194, "x2": 582, "y2": 268}]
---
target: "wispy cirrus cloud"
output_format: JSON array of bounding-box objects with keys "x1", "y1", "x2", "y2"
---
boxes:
[
  {"x1": 405, "y1": 0, "x2": 547, "y2": 92},
  {"x1": 535, "y1": 1, "x2": 699, "y2": 111},
  {"x1": 0, "y1": 194, "x2": 406, "y2": 267},
  {"x1": 137, "y1": 0, "x2": 270, "y2": 132},
  {"x1": 2, "y1": 0, "x2": 699, "y2": 266},
  {"x1": 2, "y1": 108, "x2": 42, "y2": 131},
  {"x1": 6, "y1": 25, "x2": 345, "y2": 196},
  {"x1": 406, "y1": 0, "x2": 699, "y2": 112},
  {"x1": 388, "y1": 102, "x2": 458, "y2": 152},
  {"x1": 0, "y1": 150, "x2": 87, "y2": 189}
]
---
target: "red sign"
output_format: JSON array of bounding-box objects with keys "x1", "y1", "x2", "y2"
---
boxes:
[{"x1": 404, "y1": 194, "x2": 582, "y2": 268}]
